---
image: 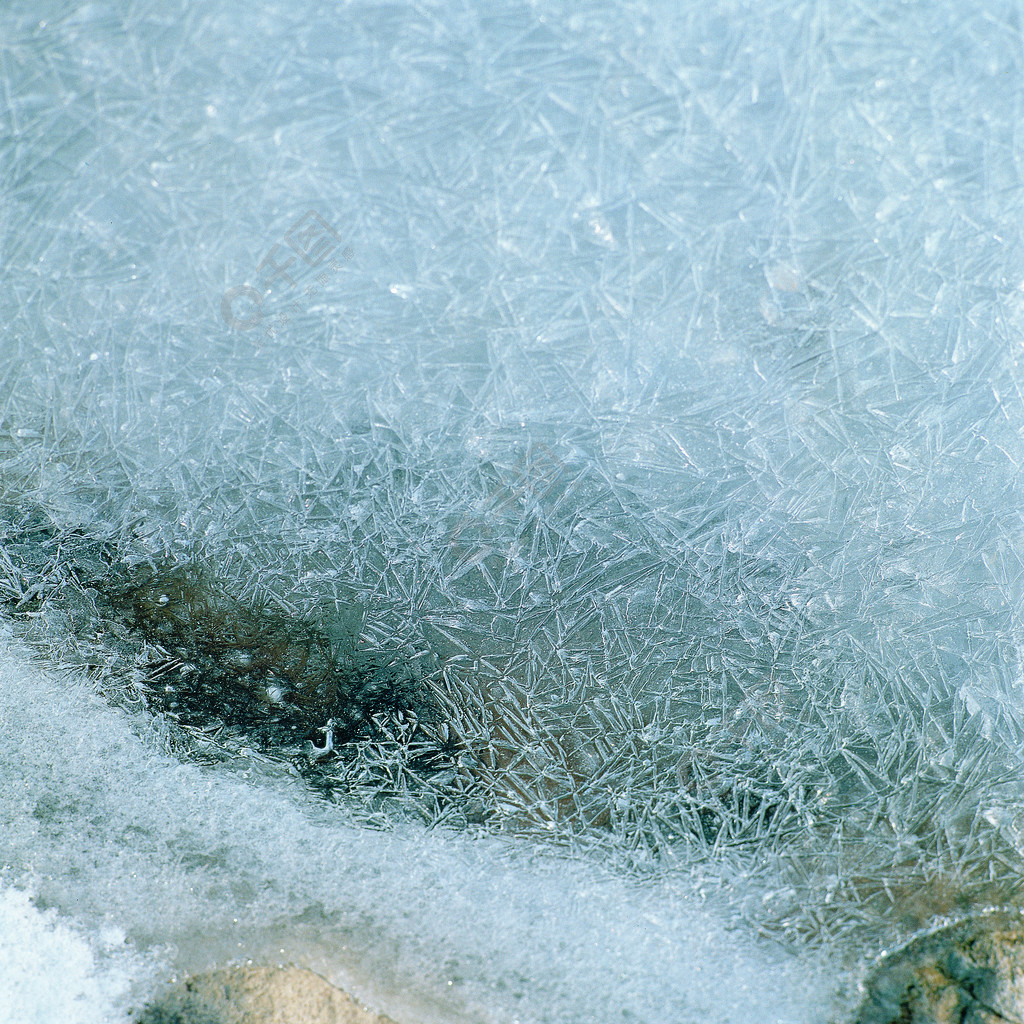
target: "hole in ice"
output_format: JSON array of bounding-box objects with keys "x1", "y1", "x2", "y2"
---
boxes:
[{"x1": 0, "y1": 517, "x2": 438, "y2": 771}]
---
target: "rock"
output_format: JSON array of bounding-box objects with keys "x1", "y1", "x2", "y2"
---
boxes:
[
  {"x1": 855, "y1": 914, "x2": 1024, "y2": 1024},
  {"x1": 135, "y1": 965, "x2": 400, "y2": 1024}
]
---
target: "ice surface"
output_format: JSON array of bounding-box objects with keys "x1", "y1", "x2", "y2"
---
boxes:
[{"x1": 3, "y1": 0, "x2": 1024, "y2": 1020}]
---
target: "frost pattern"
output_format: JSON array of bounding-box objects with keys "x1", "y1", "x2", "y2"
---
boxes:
[{"x1": 3, "y1": 0, "x2": 1024, "y2": 995}]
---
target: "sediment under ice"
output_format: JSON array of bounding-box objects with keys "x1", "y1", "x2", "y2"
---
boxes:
[{"x1": 3, "y1": 1, "x2": 1024, "y2": 1022}]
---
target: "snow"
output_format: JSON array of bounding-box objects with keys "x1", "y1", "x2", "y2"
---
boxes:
[
  {"x1": 2, "y1": 0, "x2": 1024, "y2": 1021},
  {"x1": 0, "y1": 885, "x2": 142, "y2": 1024}
]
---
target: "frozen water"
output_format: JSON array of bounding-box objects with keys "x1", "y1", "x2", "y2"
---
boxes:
[{"x1": 3, "y1": 0, "x2": 1024, "y2": 1020}]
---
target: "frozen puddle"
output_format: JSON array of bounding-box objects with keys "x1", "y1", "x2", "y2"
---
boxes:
[{"x1": 5, "y1": 0, "x2": 1024, "y2": 1020}]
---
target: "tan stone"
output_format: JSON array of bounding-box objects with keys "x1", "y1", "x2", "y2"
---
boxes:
[
  {"x1": 855, "y1": 915, "x2": 1024, "y2": 1024},
  {"x1": 136, "y1": 965, "x2": 400, "y2": 1024}
]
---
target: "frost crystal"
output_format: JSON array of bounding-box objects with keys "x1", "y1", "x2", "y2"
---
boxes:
[{"x1": 4, "y1": 1, "x2": 1024, "y2": 1021}]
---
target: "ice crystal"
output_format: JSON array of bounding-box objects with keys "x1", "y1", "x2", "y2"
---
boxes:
[{"x1": 4, "y1": 0, "x2": 1024, "y2": 1020}]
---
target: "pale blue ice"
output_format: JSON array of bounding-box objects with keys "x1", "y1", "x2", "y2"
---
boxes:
[{"x1": 3, "y1": 1, "x2": 1024, "y2": 1022}]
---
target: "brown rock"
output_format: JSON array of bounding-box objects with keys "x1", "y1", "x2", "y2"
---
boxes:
[
  {"x1": 136, "y1": 965, "x2": 400, "y2": 1024},
  {"x1": 855, "y1": 914, "x2": 1024, "y2": 1024}
]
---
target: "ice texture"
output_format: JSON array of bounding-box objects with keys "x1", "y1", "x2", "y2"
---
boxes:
[{"x1": 2, "y1": 0, "x2": 1024, "y2": 1020}]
